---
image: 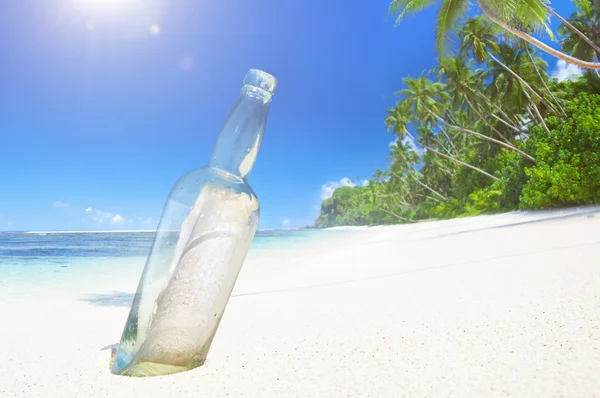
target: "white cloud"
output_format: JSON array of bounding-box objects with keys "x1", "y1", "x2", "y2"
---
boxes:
[
  {"x1": 321, "y1": 177, "x2": 356, "y2": 200},
  {"x1": 282, "y1": 217, "x2": 291, "y2": 227},
  {"x1": 85, "y1": 207, "x2": 128, "y2": 225},
  {"x1": 361, "y1": 179, "x2": 369, "y2": 187},
  {"x1": 402, "y1": 136, "x2": 423, "y2": 156},
  {"x1": 52, "y1": 201, "x2": 70, "y2": 208},
  {"x1": 551, "y1": 60, "x2": 583, "y2": 82},
  {"x1": 389, "y1": 136, "x2": 423, "y2": 156}
]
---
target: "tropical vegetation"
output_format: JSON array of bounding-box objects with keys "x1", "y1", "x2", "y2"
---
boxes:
[{"x1": 315, "y1": 2, "x2": 600, "y2": 228}]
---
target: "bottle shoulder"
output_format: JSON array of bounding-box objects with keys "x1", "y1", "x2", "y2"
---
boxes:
[{"x1": 170, "y1": 167, "x2": 258, "y2": 207}]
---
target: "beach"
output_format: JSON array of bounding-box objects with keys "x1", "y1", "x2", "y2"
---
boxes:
[{"x1": 1, "y1": 208, "x2": 600, "y2": 397}]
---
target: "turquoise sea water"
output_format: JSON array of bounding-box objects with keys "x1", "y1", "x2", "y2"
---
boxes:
[{"x1": 0, "y1": 230, "x2": 342, "y2": 296}]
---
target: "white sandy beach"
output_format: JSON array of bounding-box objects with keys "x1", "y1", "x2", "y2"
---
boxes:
[{"x1": 1, "y1": 209, "x2": 600, "y2": 397}]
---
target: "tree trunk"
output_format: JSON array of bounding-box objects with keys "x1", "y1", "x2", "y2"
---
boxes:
[
  {"x1": 389, "y1": 170, "x2": 447, "y2": 206},
  {"x1": 430, "y1": 111, "x2": 536, "y2": 162},
  {"x1": 477, "y1": 0, "x2": 600, "y2": 70},
  {"x1": 545, "y1": 5, "x2": 600, "y2": 56},
  {"x1": 370, "y1": 193, "x2": 414, "y2": 208},
  {"x1": 491, "y1": 113, "x2": 522, "y2": 133},
  {"x1": 526, "y1": 103, "x2": 550, "y2": 134},
  {"x1": 415, "y1": 193, "x2": 443, "y2": 203},
  {"x1": 474, "y1": 90, "x2": 523, "y2": 129},
  {"x1": 433, "y1": 136, "x2": 453, "y2": 155},
  {"x1": 523, "y1": 89, "x2": 551, "y2": 134},
  {"x1": 424, "y1": 145, "x2": 500, "y2": 181},
  {"x1": 488, "y1": 53, "x2": 561, "y2": 119},
  {"x1": 525, "y1": 47, "x2": 567, "y2": 117},
  {"x1": 375, "y1": 206, "x2": 414, "y2": 223},
  {"x1": 439, "y1": 128, "x2": 458, "y2": 152},
  {"x1": 407, "y1": 171, "x2": 447, "y2": 200},
  {"x1": 464, "y1": 96, "x2": 511, "y2": 143}
]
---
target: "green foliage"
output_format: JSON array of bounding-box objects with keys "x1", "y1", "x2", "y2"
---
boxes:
[
  {"x1": 557, "y1": 0, "x2": 600, "y2": 63},
  {"x1": 493, "y1": 149, "x2": 528, "y2": 208},
  {"x1": 314, "y1": 186, "x2": 396, "y2": 228},
  {"x1": 521, "y1": 93, "x2": 600, "y2": 208},
  {"x1": 315, "y1": 7, "x2": 600, "y2": 228},
  {"x1": 316, "y1": 91, "x2": 600, "y2": 227},
  {"x1": 388, "y1": 0, "x2": 551, "y2": 56}
]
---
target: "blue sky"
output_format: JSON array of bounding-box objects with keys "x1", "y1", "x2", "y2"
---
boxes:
[{"x1": 0, "y1": 0, "x2": 579, "y2": 231}]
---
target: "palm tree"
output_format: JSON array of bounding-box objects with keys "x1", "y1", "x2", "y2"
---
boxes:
[
  {"x1": 421, "y1": 150, "x2": 452, "y2": 186},
  {"x1": 434, "y1": 110, "x2": 536, "y2": 161},
  {"x1": 392, "y1": 75, "x2": 535, "y2": 163},
  {"x1": 396, "y1": 75, "x2": 449, "y2": 127},
  {"x1": 459, "y1": 16, "x2": 500, "y2": 63},
  {"x1": 389, "y1": 136, "x2": 448, "y2": 200},
  {"x1": 417, "y1": 128, "x2": 501, "y2": 181},
  {"x1": 388, "y1": 0, "x2": 600, "y2": 69},
  {"x1": 557, "y1": 0, "x2": 600, "y2": 65},
  {"x1": 404, "y1": 73, "x2": 536, "y2": 160},
  {"x1": 385, "y1": 101, "x2": 501, "y2": 181},
  {"x1": 485, "y1": 43, "x2": 535, "y2": 108},
  {"x1": 367, "y1": 168, "x2": 416, "y2": 223},
  {"x1": 523, "y1": 43, "x2": 567, "y2": 116},
  {"x1": 460, "y1": 18, "x2": 560, "y2": 119},
  {"x1": 389, "y1": 139, "x2": 419, "y2": 172},
  {"x1": 438, "y1": 56, "x2": 511, "y2": 143}
]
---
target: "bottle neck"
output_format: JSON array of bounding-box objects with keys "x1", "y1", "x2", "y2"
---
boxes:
[{"x1": 208, "y1": 86, "x2": 272, "y2": 180}]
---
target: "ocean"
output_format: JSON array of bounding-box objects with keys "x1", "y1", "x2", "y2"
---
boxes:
[{"x1": 0, "y1": 229, "x2": 343, "y2": 301}]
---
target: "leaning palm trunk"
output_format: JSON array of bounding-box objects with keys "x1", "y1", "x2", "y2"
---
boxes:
[
  {"x1": 522, "y1": 89, "x2": 551, "y2": 134},
  {"x1": 525, "y1": 47, "x2": 567, "y2": 117},
  {"x1": 439, "y1": 128, "x2": 458, "y2": 152},
  {"x1": 476, "y1": 0, "x2": 600, "y2": 70},
  {"x1": 527, "y1": 103, "x2": 551, "y2": 134},
  {"x1": 544, "y1": 5, "x2": 600, "y2": 56},
  {"x1": 491, "y1": 113, "x2": 522, "y2": 133},
  {"x1": 474, "y1": 91, "x2": 523, "y2": 131},
  {"x1": 433, "y1": 136, "x2": 453, "y2": 155},
  {"x1": 429, "y1": 111, "x2": 536, "y2": 162},
  {"x1": 376, "y1": 205, "x2": 414, "y2": 223},
  {"x1": 415, "y1": 193, "x2": 443, "y2": 203},
  {"x1": 424, "y1": 145, "x2": 500, "y2": 181},
  {"x1": 393, "y1": 170, "x2": 447, "y2": 200},
  {"x1": 488, "y1": 53, "x2": 561, "y2": 119},
  {"x1": 373, "y1": 193, "x2": 415, "y2": 208},
  {"x1": 464, "y1": 96, "x2": 511, "y2": 143}
]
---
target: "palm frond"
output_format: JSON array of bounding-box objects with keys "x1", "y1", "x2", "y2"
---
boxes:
[
  {"x1": 388, "y1": 0, "x2": 438, "y2": 26},
  {"x1": 572, "y1": 0, "x2": 593, "y2": 16},
  {"x1": 483, "y1": 0, "x2": 552, "y2": 38},
  {"x1": 436, "y1": 0, "x2": 470, "y2": 55}
]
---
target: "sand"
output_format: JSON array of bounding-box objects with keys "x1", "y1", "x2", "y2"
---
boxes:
[{"x1": 1, "y1": 209, "x2": 600, "y2": 397}]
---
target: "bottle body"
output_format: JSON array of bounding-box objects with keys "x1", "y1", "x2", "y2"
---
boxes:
[
  {"x1": 112, "y1": 167, "x2": 259, "y2": 376},
  {"x1": 111, "y1": 69, "x2": 276, "y2": 377}
]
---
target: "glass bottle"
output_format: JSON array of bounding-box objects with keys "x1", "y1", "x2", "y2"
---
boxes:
[{"x1": 111, "y1": 69, "x2": 277, "y2": 377}]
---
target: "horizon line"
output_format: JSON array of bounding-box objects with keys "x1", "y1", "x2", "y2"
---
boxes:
[{"x1": 4, "y1": 227, "x2": 316, "y2": 234}]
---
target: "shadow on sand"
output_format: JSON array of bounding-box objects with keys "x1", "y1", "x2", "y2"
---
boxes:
[{"x1": 80, "y1": 291, "x2": 134, "y2": 307}]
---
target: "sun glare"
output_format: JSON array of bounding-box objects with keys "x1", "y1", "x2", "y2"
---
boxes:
[
  {"x1": 149, "y1": 24, "x2": 161, "y2": 35},
  {"x1": 67, "y1": 0, "x2": 143, "y2": 15}
]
